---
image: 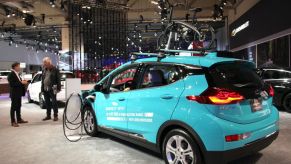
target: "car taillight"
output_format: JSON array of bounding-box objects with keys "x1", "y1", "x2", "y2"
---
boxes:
[
  {"x1": 225, "y1": 133, "x2": 251, "y2": 142},
  {"x1": 186, "y1": 87, "x2": 244, "y2": 105},
  {"x1": 269, "y1": 85, "x2": 274, "y2": 97}
]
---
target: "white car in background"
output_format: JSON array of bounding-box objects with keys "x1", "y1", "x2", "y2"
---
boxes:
[
  {"x1": 27, "y1": 71, "x2": 74, "y2": 108},
  {"x1": 0, "y1": 71, "x2": 10, "y2": 84}
]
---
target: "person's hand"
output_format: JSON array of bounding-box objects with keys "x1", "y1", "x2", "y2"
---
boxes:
[
  {"x1": 21, "y1": 80, "x2": 28, "y2": 85},
  {"x1": 123, "y1": 87, "x2": 131, "y2": 92}
]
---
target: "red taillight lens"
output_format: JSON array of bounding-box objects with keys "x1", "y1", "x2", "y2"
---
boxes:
[
  {"x1": 225, "y1": 135, "x2": 240, "y2": 142},
  {"x1": 187, "y1": 87, "x2": 244, "y2": 105},
  {"x1": 269, "y1": 85, "x2": 274, "y2": 97},
  {"x1": 225, "y1": 133, "x2": 251, "y2": 142}
]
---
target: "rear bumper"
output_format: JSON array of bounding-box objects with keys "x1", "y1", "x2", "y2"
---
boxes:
[{"x1": 204, "y1": 130, "x2": 279, "y2": 164}]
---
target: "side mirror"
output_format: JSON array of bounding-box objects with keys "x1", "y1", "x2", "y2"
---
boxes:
[
  {"x1": 94, "y1": 84, "x2": 102, "y2": 91},
  {"x1": 94, "y1": 83, "x2": 109, "y2": 94}
]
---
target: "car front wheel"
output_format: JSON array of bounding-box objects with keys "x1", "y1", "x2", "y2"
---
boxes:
[
  {"x1": 83, "y1": 106, "x2": 98, "y2": 137},
  {"x1": 283, "y1": 93, "x2": 291, "y2": 113},
  {"x1": 162, "y1": 129, "x2": 202, "y2": 164}
]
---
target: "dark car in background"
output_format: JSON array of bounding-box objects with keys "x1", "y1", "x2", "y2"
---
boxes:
[{"x1": 257, "y1": 67, "x2": 291, "y2": 113}]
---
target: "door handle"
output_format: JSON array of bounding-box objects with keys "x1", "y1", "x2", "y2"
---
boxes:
[
  {"x1": 161, "y1": 95, "x2": 174, "y2": 100},
  {"x1": 118, "y1": 98, "x2": 126, "y2": 101}
]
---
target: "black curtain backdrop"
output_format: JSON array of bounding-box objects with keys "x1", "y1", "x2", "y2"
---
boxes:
[{"x1": 257, "y1": 35, "x2": 289, "y2": 67}]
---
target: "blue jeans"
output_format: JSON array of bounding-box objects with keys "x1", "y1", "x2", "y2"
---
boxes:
[{"x1": 43, "y1": 90, "x2": 58, "y2": 117}]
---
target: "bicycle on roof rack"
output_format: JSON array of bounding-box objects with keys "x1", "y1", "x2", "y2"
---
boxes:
[{"x1": 157, "y1": 0, "x2": 215, "y2": 51}]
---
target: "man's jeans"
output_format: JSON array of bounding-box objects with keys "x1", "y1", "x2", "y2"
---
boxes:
[{"x1": 43, "y1": 90, "x2": 58, "y2": 118}]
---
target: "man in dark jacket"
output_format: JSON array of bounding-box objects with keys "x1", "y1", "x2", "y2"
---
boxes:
[
  {"x1": 7, "y1": 62, "x2": 28, "y2": 127},
  {"x1": 41, "y1": 57, "x2": 61, "y2": 121}
]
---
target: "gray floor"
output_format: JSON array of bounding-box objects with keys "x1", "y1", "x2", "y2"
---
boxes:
[{"x1": 0, "y1": 94, "x2": 291, "y2": 164}]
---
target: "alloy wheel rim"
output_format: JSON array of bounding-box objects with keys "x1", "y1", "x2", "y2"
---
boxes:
[
  {"x1": 84, "y1": 110, "x2": 94, "y2": 133},
  {"x1": 166, "y1": 135, "x2": 195, "y2": 164}
]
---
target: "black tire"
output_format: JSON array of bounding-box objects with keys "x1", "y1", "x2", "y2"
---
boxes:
[
  {"x1": 283, "y1": 93, "x2": 291, "y2": 113},
  {"x1": 27, "y1": 91, "x2": 33, "y2": 103},
  {"x1": 39, "y1": 93, "x2": 46, "y2": 109},
  {"x1": 83, "y1": 106, "x2": 98, "y2": 137},
  {"x1": 162, "y1": 129, "x2": 202, "y2": 164}
]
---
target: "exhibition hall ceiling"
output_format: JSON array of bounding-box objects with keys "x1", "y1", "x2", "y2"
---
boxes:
[
  {"x1": 0, "y1": 0, "x2": 243, "y2": 51},
  {"x1": 0, "y1": 0, "x2": 242, "y2": 26}
]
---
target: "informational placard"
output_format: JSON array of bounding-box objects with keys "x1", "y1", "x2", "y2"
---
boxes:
[{"x1": 65, "y1": 78, "x2": 81, "y2": 100}]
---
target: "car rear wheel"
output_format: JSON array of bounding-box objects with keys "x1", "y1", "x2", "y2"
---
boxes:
[
  {"x1": 83, "y1": 106, "x2": 98, "y2": 137},
  {"x1": 39, "y1": 93, "x2": 46, "y2": 109},
  {"x1": 283, "y1": 93, "x2": 291, "y2": 113},
  {"x1": 162, "y1": 129, "x2": 202, "y2": 164}
]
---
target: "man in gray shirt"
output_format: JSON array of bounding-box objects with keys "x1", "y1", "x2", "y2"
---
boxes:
[{"x1": 41, "y1": 57, "x2": 61, "y2": 121}]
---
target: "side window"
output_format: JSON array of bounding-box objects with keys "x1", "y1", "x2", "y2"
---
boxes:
[
  {"x1": 264, "y1": 70, "x2": 289, "y2": 79},
  {"x1": 263, "y1": 70, "x2": 274, "y2": 79},
  {"x1": 272, "y1": 70, "x2": 285, "y2": 79},
  {"x1": 32, "y1": 74, "x2": 41, "y2": 83},
  {"x1": 110, "y1": 66, "x2": 138, "y2": 92},
  {"x1": 141, "y1": 65, "x2": 182, "y2": 89},
  {"x1": 284, "y1": 71, "x2": 291, "y2": 78}
]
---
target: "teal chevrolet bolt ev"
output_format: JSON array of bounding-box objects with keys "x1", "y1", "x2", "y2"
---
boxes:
[{"x1": 81, "y1": 51, "x2": 279, "y2": 164}]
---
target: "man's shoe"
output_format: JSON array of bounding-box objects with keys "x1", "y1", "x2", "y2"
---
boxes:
[
  {"x1": 11, "y1": 122, "x2": 19, "y2": 127},
  {"x1": 53, "y1": 117, "x2": 58, "y2": 121},
  {"x1": 18, "y1": 119, "x2": 28, "y2": 124},
  {"x1": 42, "y1": 116, "x2": 51, "y2": 121}
]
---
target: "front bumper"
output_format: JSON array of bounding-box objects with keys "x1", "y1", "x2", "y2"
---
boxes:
[{"x1": 205, "y1": 130, "x2": 279, "y2": 164}]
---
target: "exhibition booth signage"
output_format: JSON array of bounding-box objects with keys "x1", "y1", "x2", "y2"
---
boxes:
[{"x1": 229, "y1": 0, "x2": 291, "y2": 49}]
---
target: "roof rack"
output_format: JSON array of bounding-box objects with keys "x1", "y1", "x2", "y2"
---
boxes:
[
  {"x1": 130, "y1": 49, "x2": 213, "y2": 63},
  {"x1": 159, "y1": 49, "x2": 207, "y2": 55},
  {"x1": 131, "y1": 51, "x2": 166, "y2": 62}
]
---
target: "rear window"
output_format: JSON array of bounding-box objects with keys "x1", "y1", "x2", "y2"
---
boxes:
[
  {"x1": 207, "y1": 62, "x2": 264, "y2": 99},
  {"x1": 60, "y1": 73, "x2": 74, "y2": 81}
]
